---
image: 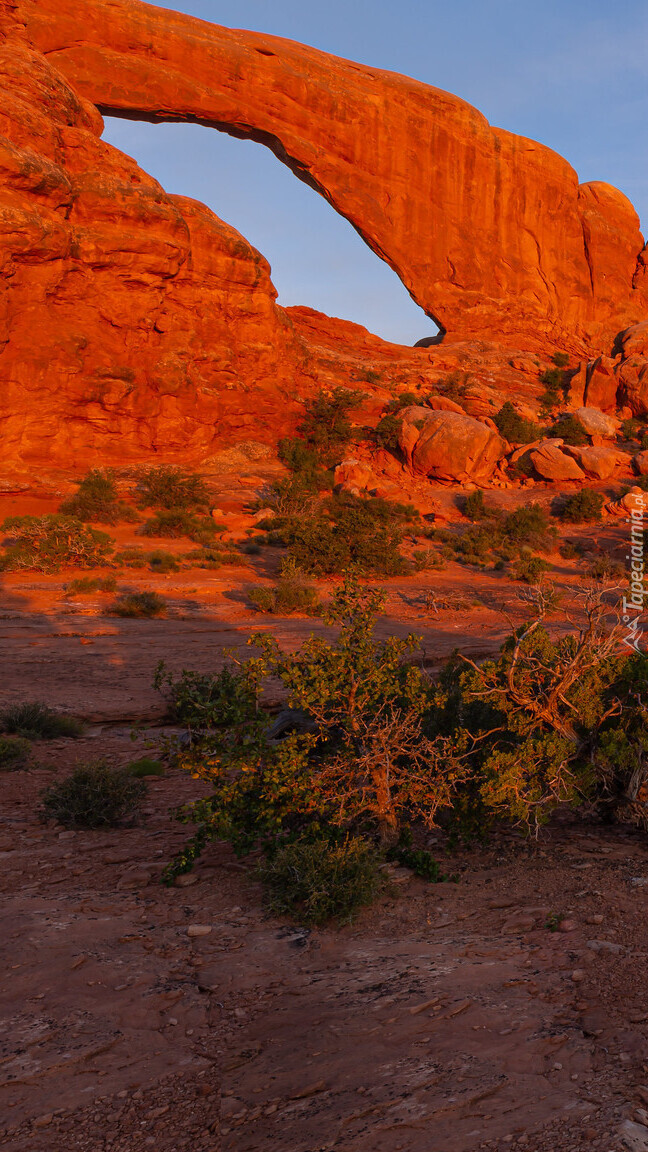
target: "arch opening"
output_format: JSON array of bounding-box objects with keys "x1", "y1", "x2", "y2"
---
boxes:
[{"x1": 101, "y1": 118, "x2": 440, "y2": 347}]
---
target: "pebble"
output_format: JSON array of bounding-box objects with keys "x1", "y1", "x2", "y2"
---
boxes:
[
  {"x1": 571, "y1": 969, "x2": 587, "y2": 982},
  {"x1": 173, "y1": 873, "x2": 199, "y2": 888},
  {"x1": 587, "y1": 939, "x2": 624, "y2": 955},
  {"x1": 558, "y1": 919, "x2": 577, "y2": 933},
  {"x1": 187, "y1": 925, "x2": 212, "y2": 938}
]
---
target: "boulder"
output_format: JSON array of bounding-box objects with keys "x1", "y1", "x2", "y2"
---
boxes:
[
  {"x1": 619, "y1": 321, "x2": 648, "y2": 358},
  {"x1": 607, "y1": 486, "x2": 648, "y2": 518},
  {"x1": 619, "y1": 358, "x2": 648, "y2": 417},
  {"x1": 634, "y1": 451, "x2": 648, "y2": 477},
  {"x1": 583, "y1": 355, "x2": 619, "y2": 411},
  {"x1": 333, "y1": 459, "x2": 376, "y2": 494},
  {"x1": 424, "y1": 395, "x2": 465, "y2": 414},
  {"x1": 397, "y1": 407, "x2": 504, "y2": 483},
  {"x1": 562, "y1": 445, "x2": 627, "y2": 480},
  {"x1": 529, "y1": 440, "x2": 587, "y2": 482},
  {"x1": 572, "y1": 407, "x2": 620, "y2": 439}
]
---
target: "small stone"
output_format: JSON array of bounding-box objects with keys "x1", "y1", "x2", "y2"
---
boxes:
[
  {"x1": 187, "y1": 925, "x2": 212, "y2": 938},
  {"x1": 587, "y1": 939, "x2": 624, "y2": 954},
  {"x1": 587, "y1": 914, "x2": 604, "y2": 924},
  {"x1": 558, "y1": 919, "x2": 577, "y2": 933},
  {"x1": 33, "y1": 1114, "x2": 54, "y2": 1129},
  {"x1": 571, "y1": 970, "x2": 586, "y2": 982},
  {"x1": 173, "y1": 873, "x2": 199, "y2": 888},
  {"x1": 619, "y1": 1119, "x2": 648, "y2": 1152}
]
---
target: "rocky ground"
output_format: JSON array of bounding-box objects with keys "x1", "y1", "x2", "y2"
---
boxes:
[
  {"x1": 2, "y1": 479, "x2": 647, "y2": 1151},
  {"x1": 2, "y1": 729, "x2": 648, "y2": 1152}
]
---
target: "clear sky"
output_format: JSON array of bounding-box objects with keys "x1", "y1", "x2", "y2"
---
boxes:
[{"x1": 103, "y1": 0, "x2": 648, "y2": 345}]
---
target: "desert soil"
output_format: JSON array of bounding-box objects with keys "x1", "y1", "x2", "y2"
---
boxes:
[{"x1": 2, "y1": 485, "x2": 646, "y2": 1151}]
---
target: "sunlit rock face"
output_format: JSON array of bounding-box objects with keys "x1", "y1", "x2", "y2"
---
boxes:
[{"x1": 0, "y1": 0, "x2": 646, "y2": 476}]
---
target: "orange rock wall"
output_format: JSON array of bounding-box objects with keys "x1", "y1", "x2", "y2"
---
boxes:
[{"x1": 20, "y1": 0, "x2": 648, "y2": 352}]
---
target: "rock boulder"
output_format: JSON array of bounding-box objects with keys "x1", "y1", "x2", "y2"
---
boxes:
[{"x1": 397, "y1": 407, "x2": 504, "y2": 483}]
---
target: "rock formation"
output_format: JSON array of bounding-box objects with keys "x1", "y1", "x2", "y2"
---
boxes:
[
  {"x1": 20, "y1": 0, "x2": 648, "y2": 354},
  {"x1": 0, "y1": 0, "x2": 646, "y2": 479}
]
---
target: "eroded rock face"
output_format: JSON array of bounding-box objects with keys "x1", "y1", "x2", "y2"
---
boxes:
[
  {"x1": 17, "y1": 0, "x2": 648, "y2": 352},
  {"x1": 397, "y1": 407, "x2": 504, "y2": 483},
  {"x1": 529, "y1": 441, "x2": 587, "y2": 482}
]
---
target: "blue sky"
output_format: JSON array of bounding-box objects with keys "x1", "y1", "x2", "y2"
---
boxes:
[{"x1": 103, "y1": 0, "x2": 648, "y2": 345}]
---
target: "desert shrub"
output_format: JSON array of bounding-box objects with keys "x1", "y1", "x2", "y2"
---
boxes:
[
  {"x1": 493, "y1": 401, "x2": 541, "y2": 445},
  {"x1": 538, "y1": 354, "x2": 571, "y2": 412},
  {"x1": 248, "y1": 562, "x2": 321, "y2": 615},
  {"x1": 126, "y1": 757, "x2": 165, "y2": 777},
  {"x1": 0, "y1": 515, "x2": 113, "y2": 573},
  {"x1": 559, "y1": 542, "x2": 580, "y2": 560},
  {"x1": 140, "y1": 509, "x2": 216, "y2": 543},
  {"x1": 436, "y1": 370, "x2": 471, "y2": 402},
  {"x1": 439, "y1": 502, "x2": 554, "y2": 569},
  {"x1": 549, "y1": 414, "x2": 589, "y2": 447},
  {"x1": 107, "y1": 591, "x2": 167, "y2": 618},
  {"x1": 502, "y1": 503, "x2": 555, "y2": 549},
  {"x1": 620, "y1": 418, "x2": 641, "y2": 441},
  {"x1": 258, "y1": 837, "x2": 384, "y2": 925},
  {"x1": 0, "y1": 735, "x2": 31, "y2": 771},
  {"x1": 241, "y1": 540, "x2": 262, "y2": 555},
  {"x1": 135, "y1": 466, "x2": 211, "y2": 511},
  {"x1": 582, "y1": 555, "x2": 625, "y2": 582},
  {"x1": 66, "y1": 575, "x2": 118, "y2": 595},
  {"x1": 373, "y1": 412, "x2": 404, "y2": 453},
  {"x1": 558, "y1": 490, "x2": 605, "y2": 523},
  {"x1": 0, "y1": 701, "x2": 83, "y2": 740},
  {"x1": 147, "y1": 550, "x2": 180, "y2": 573},
  {"x1": 163, "y1": 580, "x2": 470, "y2": 883},
  {"x1": 286, "y1": 492, "x2": 417, "y2": 577},
  {"x1": 184, "y1": 546, "x2": 242, "y2": 569},
  {"x1": 40, "y1": 762, "x2": 147, "y2": 829},
  {"x1": 386, "y1": 830, "x2": 447, "y2": 882},
  {"x1": 59, "y1": 469, "x2": 138, "y2": 525},
  {"x1": 513, "y1": 554, "x2": 550, "y2": 583},
  {"x1": 154, "y1": 661, "x2": 260, "y2": 731},
  {"x1": 411, "y1": 548, "x2": 446, "y2": 571},
  {"x1": 278, "y1": 387, "x2": 364, "y2": 489}
]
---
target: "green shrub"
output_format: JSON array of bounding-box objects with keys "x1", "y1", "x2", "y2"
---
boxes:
[
  {"x1": 107, "y1": 591, "x2": 167, "y2": 618},
  {"x1": 258, "y1": 837, "x2": 384, "y2": 925},
  {"x1": 620, "y1": 418, "x2": 641, "y2": 441},
  {"x1": 0, "y1": 735, "x2": 31, "y2": 770},
  {"x1": 248, "y1": 563, "x2": 321, "y2": 615},
  {"x1": 126, "y1": 757, "x2": 165, "y2": 777},
  {"x1": 558, "y1": 490, "x2": 605, "y2": 523},
  {"x1": 502, "y1": 503, "x2": 555, "y2": 549},
  {"x1": 0, "y1": 701, "x2": 83, "y2": 740},
  {"x1": 513, "y1": 554, "x2": 550, "y2": 583},
  {"x1": 373, "y1": 412, "x2": 404, "y2": 453},
  {"x1": 386, "y1": 833, "x2": 446, "y2": 882},
  {"x1": 583, "y1": 555, "x2": 625, "y2": 581},
  {"x1": 184, "y1": 547, "x2": 240, "y2": 570},
  {"x1": 435, "y1": 370, "x2": 471, "y2": 402},
  {"x1": 493, "y1": 401, "x2": 541, "y2": 445},
  {"x1": 286, "y1": 492, "x2": 417, "y2": 577},
  {"x1": 147, "y1": 550, "x2": 180, "y2": 573},
  {"x1": 59, "y1": 469, "x2": 138, "y2": 525},
  {"x1": 549, "y1": 414, "x2": 588, "y2": 447},
  {"x1": 66, "y1": 575, "x2": 117, "y2": 595},
  {"x1": 277, "y1": 387, "x2": 364, "y2": 488},
  {"x1": 140, "y1": 509, "x2": 216, "y2": 543},
  {"x1": 40, "y1": 762, "x2": 147, "y2": 829},
  {"x1": 538, "y1": 354, "x2": 571, "y2": 412},
  {"x1": 136, "y1": 466, "x2": 211, "y2": 511},
  {"x1": 0, "y1": 515, "x2": 113, "y2": 573},
  {"x1": 411, "y1": 548, "x2": 446, "y2": 571},
  {"x1": 154, "y1": 661, "x2": 261, "y2": 731}
]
